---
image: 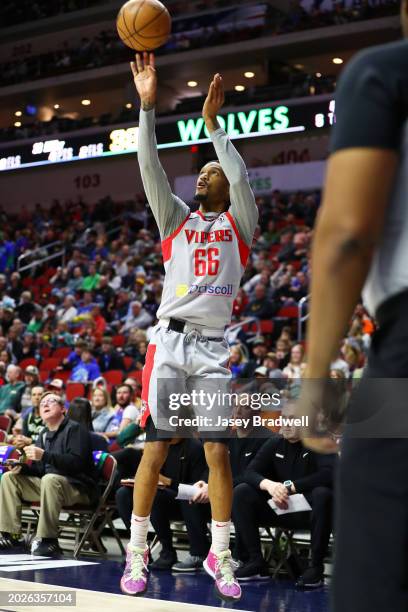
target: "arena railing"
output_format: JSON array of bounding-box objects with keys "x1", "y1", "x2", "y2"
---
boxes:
[
  {"x1": 297, "y1": 295, "x2": 309, "y2": 343},
  {"x1": 17, "y1": 240, "x2": 66, "y2": 274}
]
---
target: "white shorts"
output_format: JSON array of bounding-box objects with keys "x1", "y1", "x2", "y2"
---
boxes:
[{"x1": 140, "y1": 323, "x2": 232, "y2": 435}]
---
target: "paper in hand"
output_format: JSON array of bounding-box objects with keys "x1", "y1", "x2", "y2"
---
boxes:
[
  {"x1": 176, "y1": 483, "x2": 199, "y2": 501},
  {"x1": 268, "y1": 493, "x2": 312, "y2": 515}
]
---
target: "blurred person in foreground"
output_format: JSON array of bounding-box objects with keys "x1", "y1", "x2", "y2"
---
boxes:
[{"x1": 296, "y1": 4, "x2": 408, "y2": 610}]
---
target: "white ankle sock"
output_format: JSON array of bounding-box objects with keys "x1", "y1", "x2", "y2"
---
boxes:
[
  {"x1": 211, "y1": 519, "x2": 231, "y2": 554},
  {"x1": 130, "y1": 514, "x2": 150, "y2": 550}
]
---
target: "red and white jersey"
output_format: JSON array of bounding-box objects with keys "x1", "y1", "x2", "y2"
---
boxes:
[{"x1": 157, "y1": 210, "x2": 250, "y2": 331}]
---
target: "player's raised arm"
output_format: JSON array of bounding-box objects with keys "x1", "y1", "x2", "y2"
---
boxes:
[
  {"x1": 202, "y1": 73, "x2": 258, "y2": 246},
  {"x1": 131, "y1": 52, "x2": 189, "y2": 238}
]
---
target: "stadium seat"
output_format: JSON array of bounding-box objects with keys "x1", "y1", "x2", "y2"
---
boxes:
[
  {"x1": 40, "y1": 357, "x2": 61, "y2": 371},
  {"x1": 52, "y1": 347, "x2": 71, "y2": 360},
  {"x1": 39, "y1": 370, "x2": 50, "y2": 383},
  {"x1": 103, "y1": 370, "x2": 124, "y2": 386},
  {"x1": 127, "y1": 370, "x2": 143, "y2": 385},
  {"x1": 259, "y1": 320, "x2": 274, "y2": 334},
  {"x1": 0, "y1": 429, "x2": 8, "y2": 443},
  {"x1": 39, "y1": 347, "x2": 52, "y2": 359},
  {"x1": 66, "y1": 383, "x2": 86, "y2": 401},
  {"x1": 112, "y1": 335, "x2": 125, "y2": 347},
  {"x1": 54, "y1": 370, "x2": 71, "y2": 384},
  {"x1": 19, "y1": 357, "x2": 38, "y2": 370},
  {"x1": 123, "y1": 356, "x2": 134, "y2": 371},
  {"x1": 0, "y1": 415, "x2": 12, "y2": 433},
  {"x1": 276, "y1": 306, "x2": 299, "y2": 319}
]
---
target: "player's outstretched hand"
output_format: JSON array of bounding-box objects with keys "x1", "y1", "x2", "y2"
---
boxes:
[
  {"x1": 202, "y1": 73, "x2": 225, "y2": 122},
  {"x1": 130, "y1": 51, "x2": 157, "y2": 110}
]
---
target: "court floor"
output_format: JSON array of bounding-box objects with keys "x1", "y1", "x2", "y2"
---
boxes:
[{"x1": 0, "y1": 552, "x2": 329, "y2": 612}]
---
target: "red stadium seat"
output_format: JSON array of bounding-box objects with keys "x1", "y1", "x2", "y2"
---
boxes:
[
  {"x1": 66, "y1": 383, "x2": 86, "y2": 401},
  {"x1": 19, "y1": 357, "x2": 38, "y2": 370},
  {"x1": 39, "y1": 347, "x2": 52, "y2": 359},
  {"x1": 123, "y1": 356, "x2": 134, "y2": 371},
  {"x1": 54, "y1": 370, "x2": 71, "y2": 384},
  {"x1": 52, "y1": 347, "x2": 71, "y2": 360},
  {"x1": 276, "y1": 306, "x2": 299, "y2": 319},
  {"x1": 259, "y1": 320, "x2": 275, "y2": 334},
  {"x1": 127, "y1": 370, "x2": 143, "y2": 385},
  {"x1": 0, "y1": 429, "x2": 8, "y2": 443},
  {"x1": 40, "y1": 357, "x2": 60, "y2": 371},
  {"x1": 39, "y1": 370, "x2": 50, "y2": 383},
  {"x1": 103, "y1": 370, "x2": 124, "y2": 386},
  {"x1": 112, "y1": 335, "x2": 125, "y2": 347},
  {"x1": 0, "y1": 415, "x2": 12, "y2": 433}
]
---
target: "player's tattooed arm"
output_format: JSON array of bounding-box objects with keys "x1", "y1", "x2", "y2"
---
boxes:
[{"x1": 203, "y1": 73, "x2": 225, "y2": 133}]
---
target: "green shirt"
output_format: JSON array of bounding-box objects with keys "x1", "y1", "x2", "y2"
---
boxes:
[
  {"x1": 0, "y1": 382, "x2": 26, "y2": 414},
  {"x1": 82, "y1": 274, "x2": 101, "y2": 292}
]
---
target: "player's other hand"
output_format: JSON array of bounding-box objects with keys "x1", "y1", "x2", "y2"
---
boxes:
[
  {"x1": 202, "y1": 73, "x2": 225, "y2": 122},
  {"x1": 191, "y1": 480, "x2": 209, "y2": 504},
  {"x1": 130, "y1": 51, "x2": 157, "y2": 109}
]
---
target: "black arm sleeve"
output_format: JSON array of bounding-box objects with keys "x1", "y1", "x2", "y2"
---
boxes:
[{"x1": 330, "y1": 41, "x2": 408, "y2": 153}]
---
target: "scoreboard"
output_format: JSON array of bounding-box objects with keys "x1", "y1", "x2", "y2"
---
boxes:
[{"x1": 0, "y1": 97, "x2": 335, "y2": 172}]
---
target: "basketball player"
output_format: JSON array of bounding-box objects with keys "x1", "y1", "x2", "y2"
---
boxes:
[
  {"x1": 120, "y1": 52, "x2": 258, "y2": 601},
  {"x1": 296, "y1": 2, "x2": 408, "y2": 610}
]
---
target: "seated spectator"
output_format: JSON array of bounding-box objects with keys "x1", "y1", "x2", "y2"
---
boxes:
[
  {"x1": 115, "y1": 437, "x2": 211, "y2": 572},
  {"x1": 81, "y1": 262, "x2": 100, "y2": 292},
  {"x1": 0, "y1": 391, "x2": 98, "y2": 556},
  {"x1": 262, "y1": 352, "x2": 284, "y2": 380},
  {"x1": 120, "y1": 301, "x2": 153, "y2": 333},
  {"x1": 56, "y1": 295, "x2": 77, "y2": 323},
  {"x1": 20, "y1": 332, "x2": 37, "y2": 360},
  {"x1": 241, "y1": 337, "x2": 268, "y2": 378},
  {"x1": 0, "y1": 365, "x2": 25, "y2": 417},
  {"x1": 68, "y1": 397, "x2": 108, "y2": 452},
  {"x1": 275, "y1": 338, "x2": 291, "y2": 369},
  {"x1": 20, "y1": 365, "x2": 40, "y2": 411},
  {"x1": 229, "y1": 344, "x2": 247, "y2": 379},
  {"x1": 283, "y1": 344, "x2": 307, "y2": 380},
  {"x1": 61, "y1": 339, "x2": 87, "y2": 370},
  {"x1": 26, "y1": 305, "x2": 44, "y2": 334},
  {"x1": 243, "y1": 284, "x2": 278, "y2": 320},
  {"x1": 110, "y1": 383, "x2": 140, "y2": 439},
  {"x1": 97, "y1": 336, "x2": 124, "y2": 372},
  {"x1": 17, "y1": 291, "x2": 35, "y2": 324},
  {"x1": 91, "y1": 387, "x2": 117, "y2": 438},
  {"x1": 232, "y1": 404, "x2": 336, "y2": 586},
  {"x1": 70, "y1": 347, "x2": 101, "y2": 383},
  {"x1": 11, "y1": 384, "x2": 45, "y2": 446}
]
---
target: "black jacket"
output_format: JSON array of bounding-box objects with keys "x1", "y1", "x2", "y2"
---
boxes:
[
  {"x1": 23, "y1": 417, "x2": 99, "y2": 499},
  {"x1": 229, "y1": 432, "x2": 271, "y2": 487},
  {"x1": 244, "y1": 437, "x2": 336, "y2": 494},
  {"x1": 97, "y1": 351, "x2": 124, "y2": 372},
  {"x1": 163, "y1": 439, "x2": 208, "y2": 491}
]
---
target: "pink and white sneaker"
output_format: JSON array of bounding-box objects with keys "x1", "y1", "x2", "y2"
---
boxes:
[
  {"x1": 203, "y1": 549, "x2": 242, "y2": 601},
  {"x1": 120, "y1": 545, "x2": 149, "y2": 596}
]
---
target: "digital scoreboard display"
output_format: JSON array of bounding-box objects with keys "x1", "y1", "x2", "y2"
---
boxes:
[{"x1": 0, "y1": 98, "x2": 335, "y2": 173}]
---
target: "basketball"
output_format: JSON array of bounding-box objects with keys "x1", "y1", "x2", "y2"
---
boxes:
[{"x1": 116, "y1": 0, "x2": 171, "y2": 51}]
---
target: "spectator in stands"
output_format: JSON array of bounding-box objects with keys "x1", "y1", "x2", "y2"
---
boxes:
[
  {"x1": 241, "y1": 337, "x2": 269, "y2": 378},
  {"x1": 68, "y1": 397, "x2": 108, "y2": 452},
  {"x1": 275, "y1": 338, "x2": 291, "y2": 369},
  {"x1": 109, "y1": 383, "x2": 140, "y2": 440},
  {"x1": 232, "y1": 404, "x2": 336, "y2": 586},
  {"x1": 283, "y1": 344, "x2": 307, "y2": 380},
  {"x1": 70, "y1": 347, "x2": 101, "y2": 382},
  {"x1": 91, "y1": 387, "x2": 117, "y2": 438},
  {"x1": 95, "y1": 275, "x2": 115, "y2": 311},
  {"x1": 11, "y1": 384, "x2": 45, "y2": 447},
  {"x1": 81, "y1": 263, "x2": 100, "y2": 292},
  {"x1": 115, "y1": 438, "x2": 211, "y2": 572},
  {"x1": 0, "y1": 391, "x2": 98, "y2": 556},
  {"x1": 20, "y1": 332, "x2": 37, "y2": 360},
  {"x1": 0, "y1": 365, "x2": 25, "y2": 417},
  {"x1": 62, "y1": 339, "x2": 88, "y2": 370},
  {"x1": 26, "y1": 305, "x2": 44, "y2": 334},
  {"x1": 97, "y1": 336, "x2": 124, "y2": 372},
  {"x1": 17, "y1": 291, "x2": 35, "y2": 324},
  {"x1": 20, "y1": 365, "x2": 40, "y2": 411},
  {"x1": 243, "y1": 284, "x2": 278, "y2": 320},
  {"x1": 232, "y1": 288, "x2": 249, "y2": 320},
  {"x1": 7, "y1": 326, "x2": 23, "y2": 363},
  {"x1": 263, "y1": 352, "x2": 284, "y2": 381},
  {"x1": 229, "y1": 344, "x2": 247, "y2": 379},
  {"x1": 56, "y1": 295, "x2": 77, "y2": 324},
  {"x1": 66, "y1": 266, "x2": 84, "y2": 294},
  {"x1": 120, "y1": 300, "x2": 153, "y2": 333}
]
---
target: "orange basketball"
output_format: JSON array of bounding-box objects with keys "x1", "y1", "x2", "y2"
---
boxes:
[{"x1": 116, "y1": 0, "x2": 171, "y2": 51}]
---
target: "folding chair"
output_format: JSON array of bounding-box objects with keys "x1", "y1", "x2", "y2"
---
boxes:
[{"x1": 0, "y1": 415, "x2": 12, "y2": 433}]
